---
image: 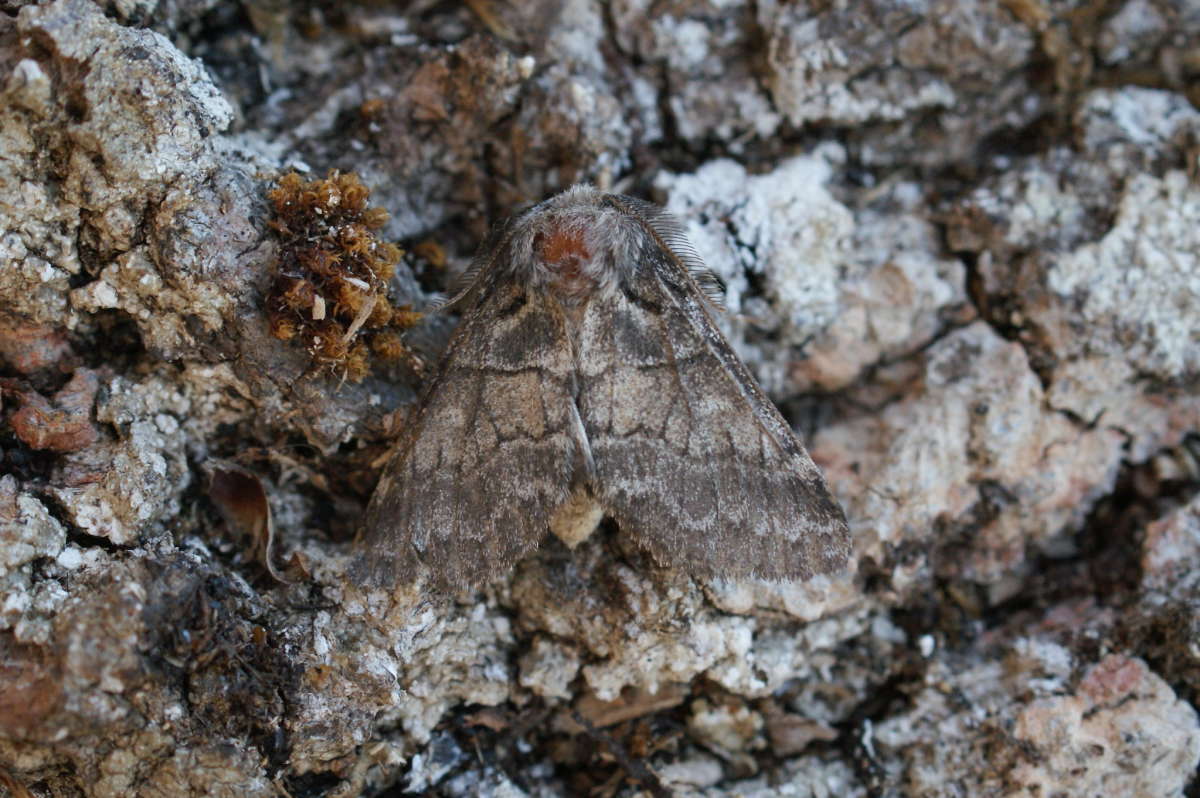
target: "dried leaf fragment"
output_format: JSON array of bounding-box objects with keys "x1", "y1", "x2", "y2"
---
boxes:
[
  {"x1": 204, "y1": 459, "x2": 294, "y2": 583},
  {"x1": 559, "y1": 684, "x2": 690, "y2": 733}
]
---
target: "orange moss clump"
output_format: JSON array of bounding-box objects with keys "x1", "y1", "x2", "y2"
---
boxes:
[
  {"x1": 265, "y1": 171, "x2": 420, "y2": 381},
  {"x1": 410, "y1": 239, "x2": 447, "y2": 269}
]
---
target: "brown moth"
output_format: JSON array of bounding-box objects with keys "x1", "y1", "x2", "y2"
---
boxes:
[{"x1": 358, "y1": 186, "x2": 850, "y2": 589}]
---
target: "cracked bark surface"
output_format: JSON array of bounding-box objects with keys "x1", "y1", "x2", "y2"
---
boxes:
[{"x1": 2, "y1": 1, "x2": 1200, "y2": 796}]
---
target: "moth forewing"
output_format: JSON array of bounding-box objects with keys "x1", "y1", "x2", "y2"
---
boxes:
[
  {"x1": 606, "y1": 193, "x2": 728, "y2": 310},
  {"x1": 575, "y1": 241, "x2": 850, "y2": 582},
  {"x1": 358, "y1": 185, "x2": 851, "y2": 590},
  {"x1": 357, "y1": 283, "x2": 579, "y2": 588}
]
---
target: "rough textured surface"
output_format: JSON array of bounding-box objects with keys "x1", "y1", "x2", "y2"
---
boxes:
[
  {"x1": 1, "y1": 1, "x2": 1199, "y2": 796},
  {"x1": 874, "y1": 640, "x2": 1200, "y2": 796},
  {"x1": 818, "y1": 321, "x2": 1126, "y2": 594}
]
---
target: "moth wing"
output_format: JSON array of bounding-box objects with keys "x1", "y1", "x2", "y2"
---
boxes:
[
  {"x1": 577, "y1": 251, "x2": 851, "y2": 581},
  {"x1": 358, "y1": 280, "x2": 578, "y2": 589}
]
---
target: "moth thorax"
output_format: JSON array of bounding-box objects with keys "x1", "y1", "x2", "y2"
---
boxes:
[{"x1": 533, "y1": 222, "x2": 598, "y2": 302}]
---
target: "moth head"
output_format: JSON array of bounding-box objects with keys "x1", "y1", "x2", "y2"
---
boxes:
[
  {"x1": 441, "y1": 185, "x2": 725, "y2": 312},
  {"x1": 526, "y1": 185, "x2": 726, "y2": 309},
  {"x1": 505, "y1": 185, "x2": 642, "y2": 302},
  {"x1": 530, "y1": 218, "x2": 593, "y2": 301}
]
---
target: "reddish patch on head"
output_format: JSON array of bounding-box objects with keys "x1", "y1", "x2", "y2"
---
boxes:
[
  {"x1": 535, "y1": 224, "x2": 589, "y2": 265},
  {"x1": 534, "y1": 222, "x2": 596, "y2": 300}
]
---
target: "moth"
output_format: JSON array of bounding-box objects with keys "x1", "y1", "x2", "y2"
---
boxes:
[{"x1": 358, "y1": 186, "x2": 850, "y2": 589}]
